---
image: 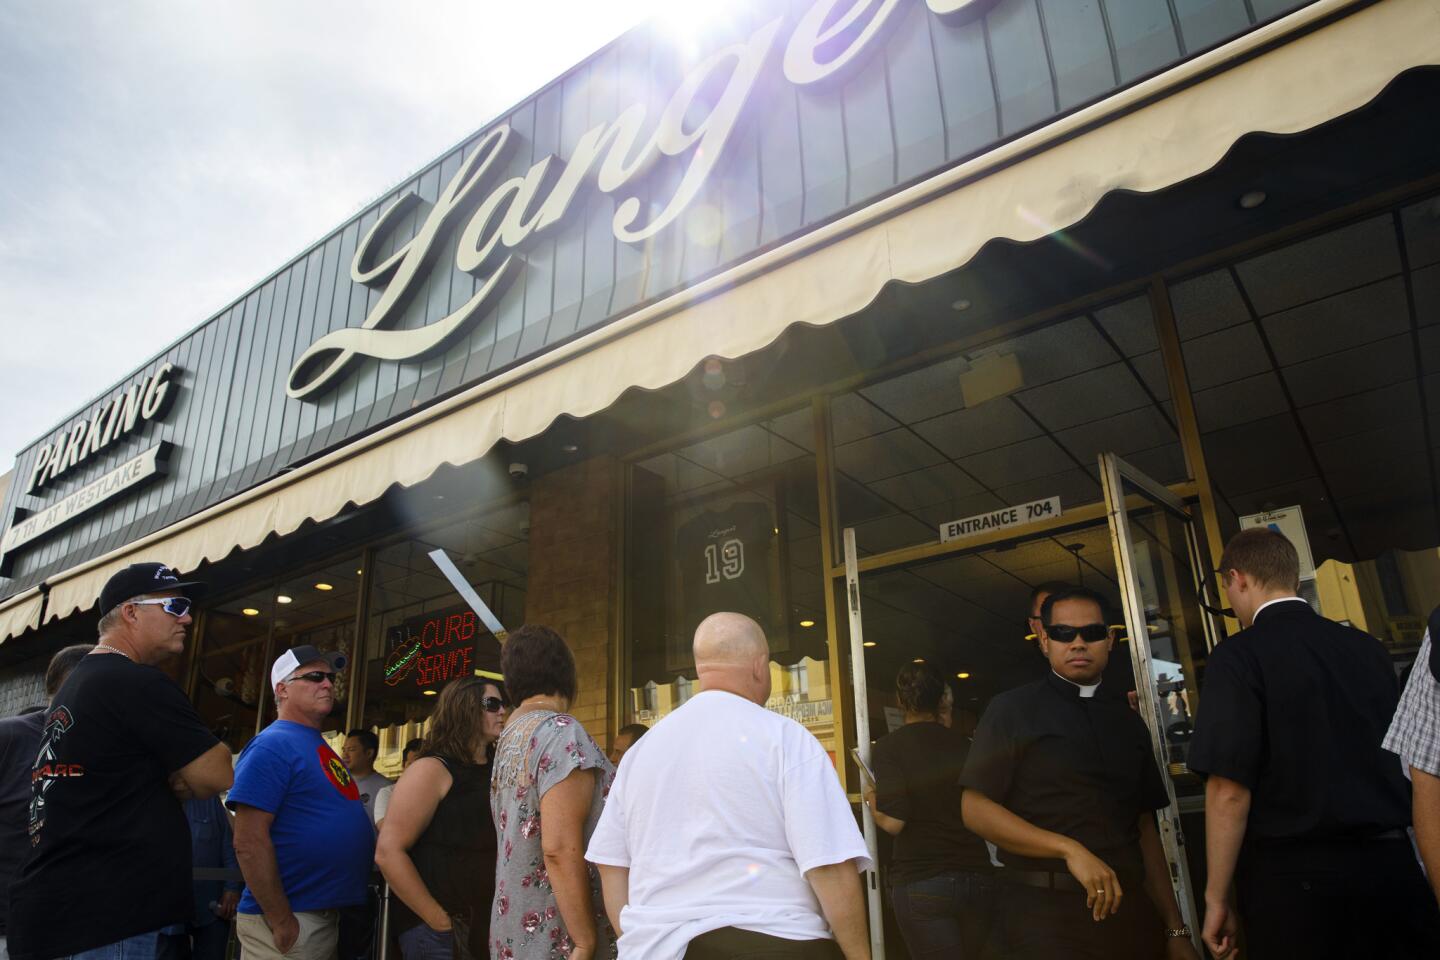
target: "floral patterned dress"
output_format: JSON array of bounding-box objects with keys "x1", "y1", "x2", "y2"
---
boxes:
[{"x1": 489, "y1": 709, "x2": 617, "y2": 960}]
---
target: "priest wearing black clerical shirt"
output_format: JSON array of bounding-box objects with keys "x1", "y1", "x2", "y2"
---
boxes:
[{"x1": 961, "y1": 585, "x2": 1196, "y2": 960}]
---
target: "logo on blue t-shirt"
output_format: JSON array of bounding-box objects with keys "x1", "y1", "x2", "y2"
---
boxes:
[{"x1": 318, "y1": 744, "x2": 359, "y2": 800}]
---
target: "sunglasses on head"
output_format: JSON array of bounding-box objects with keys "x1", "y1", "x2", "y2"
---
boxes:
[
  {"x1": 130, "y1": 597, "x2": 194, "y2": 618},
  {"x1": 287, "y1": 671, "x2": 338, "y2": 685},
  {"x1": 480, "y1": 696, "x2": 508, "y2": 714},
  {"x1": 1044, "y1": 623, "x2": 1110, "y2": 644}
]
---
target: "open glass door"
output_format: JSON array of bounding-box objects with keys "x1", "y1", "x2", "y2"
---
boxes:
[{"x1": 1099, "y1": 453, "x2": 1218, "y2": 950}]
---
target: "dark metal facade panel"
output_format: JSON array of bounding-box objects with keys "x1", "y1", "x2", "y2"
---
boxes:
[{"x1": 0, "y1": 0, "x2": 1310, "y2": 598}]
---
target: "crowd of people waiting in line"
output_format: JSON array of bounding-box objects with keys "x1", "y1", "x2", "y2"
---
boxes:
[{"x1": 2, "y1": 525, "x2": 1440, "y2": 960}]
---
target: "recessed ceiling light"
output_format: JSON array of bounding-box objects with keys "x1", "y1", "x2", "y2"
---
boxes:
[
  {"x1": 242, "y1": 608, "x2": 260, "y2": 617},
  {"x1": 561, "y1": 443, "x2": 579, "y2": 453},
  {"x1": 356, "y1": 569, "x2": 363, "y2": 576},
  {"x1": 1238, "y1": 190, "x2": 1267, "y2": 210},
  {"x1": 862, "y1": 641, "x2": 877, "y2": 648},
  {"x1": 957, "y1": 672, "x2": 971, "y2": 679},
  {"x1": 912, "y1": 658, "x2": 925, "y2": 663},
  {"x1": 799, "y1": 619, "x2": 816, "y2": 628},
  {"x1": 276, "y1": 595, "x2": 293, "y2": 604},
  {"x1": 950, "y1": 298, "x2": 972, "y2": 312},
  {"x1": 434, "y1": 494, "x2": 446, "y2": 501},
  {"x1": 422, "y1": 689, "x2": 438, "y2": 696},
  {"x1": 315, "y1": 583, "x2": 333, "y2": 591}
]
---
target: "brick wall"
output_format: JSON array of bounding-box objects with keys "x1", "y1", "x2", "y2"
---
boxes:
[
  {"x1": 0, "y1": 660, "x2": 46, "y2": 718},
  {"x1": 524, "y1": 456, "x2": 620, "y2": 748}
]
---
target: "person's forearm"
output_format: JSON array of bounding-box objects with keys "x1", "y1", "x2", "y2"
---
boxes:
[
  {"x1": 1203, "y1": 776, "x2": 1251, "y2": 904},
  {"x1": 1138, "y1": 815, "x2": 1184, "y2": 928},
  {"x1": 595, "y1": 864, "x2": 629, "y2": 937},
  {"x1": 961, "y1": 789, "x2": 1077, "y2": 861},
  {"x1": 1413, "y1": 767, "x2": 1440, "y2": 908},
  {"x1": 233, "y1": 831, "x2": 292, "y2": 923},
  {"x1": 545, "y1": 849, "x2": 599, "y2": 950},
  {"x1": 376, "y1": 843, "x2": 447, "y2": 927},
  {"x1": 804, "y1": 860, "x2": 870, "y2": 960}
]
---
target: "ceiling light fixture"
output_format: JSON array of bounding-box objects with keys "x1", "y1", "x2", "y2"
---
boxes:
[
  {"x1": 422, "y1": 689, "x2": 438, "y2": 696},
  {"x1": 912, "y1": 658, "x2": 925, "y2": 663},
  {"x1": 1238, "y1": 190, "x2": 1267, "y2": 210},
  {"x1": 799, "y1": 619, "x2": 816, "y2": 628},
  {"x1": 276, "y1": 595, "x2": 293, "y2": 604},
  {"x1": 315, "y1": 583, "x2": 333, "y2": 591},
  {"x1": 863, "y1": 641, "x2": 877, "y2": 648},
  {"x1": 561, "y1": 443, "x2": 579, "y2": 453},
  {"x1": 242, "y1": 608, "x2": 260, "y2": 617},
  {"x1": 957, "y1": 672, "x2": 971, "y2": 679},
  {"x1": 950, "y1": 298, "x2": 972, "y2": 312},
  {"x1": 356, "y1": 569, "x2": 363, "y2": 576}
]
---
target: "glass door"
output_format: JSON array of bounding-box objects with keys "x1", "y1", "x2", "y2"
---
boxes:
[{"x1": 1099, "y1": 453, "x2": 1218, "y2": 950}]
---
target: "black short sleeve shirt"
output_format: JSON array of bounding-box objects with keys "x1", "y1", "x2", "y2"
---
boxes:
[
  {"x1": 7, "y1": 654, "x2": 220, "y2": 960},
  {"x1": 961, "y1": 673, "x2": 1169, "y2": 876},
  {"x1": 873, "y1": 721, "x2": 992, "y2": 881}
]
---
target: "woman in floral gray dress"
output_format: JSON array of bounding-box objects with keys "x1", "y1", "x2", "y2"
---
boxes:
[{"x1": 490, "y1": 625, "x2": 616, "y2": 960}]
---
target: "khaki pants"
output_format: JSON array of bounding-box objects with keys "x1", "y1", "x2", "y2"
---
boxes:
[{"x1": 237, "y1": 910, "x2": 339, "y2": 960}]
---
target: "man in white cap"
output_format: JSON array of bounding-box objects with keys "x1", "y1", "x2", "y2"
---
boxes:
[
  {"x1": 8, "y1": 562, "x2": 233, "y2": 960},
  {"x1": 229, "y1": 646, "x2": 375, "y2": 960}
]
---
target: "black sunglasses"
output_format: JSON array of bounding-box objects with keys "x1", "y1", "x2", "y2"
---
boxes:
[
  {"x1": 480, "y1": 696, "x2": 508, "y2": 714},
  {"x1": 1044, "y1": 623, "x2": 1111, "y2": 644},
  {"x1": 287, "y1": 671, "x2": 338, "y2": 685}
]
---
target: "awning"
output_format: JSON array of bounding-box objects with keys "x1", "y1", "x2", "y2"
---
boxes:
[
  {"x1": 0, "y1": 588, "x2": 42, "y2": 643},
  {"x1": 5, "y1": 0, "x2": 1436, "y2": 638}
]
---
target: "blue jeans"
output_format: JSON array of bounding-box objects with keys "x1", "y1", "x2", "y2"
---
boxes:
[
  {"x1": 397, "y1": 924, "x2": 453, "y2": 960},
  {"x1": 890, "y1": 871, "x2": 998, "y2": 960},
  {"x1": 59, "y1": 930, "x2": 161, "y2": 960}
]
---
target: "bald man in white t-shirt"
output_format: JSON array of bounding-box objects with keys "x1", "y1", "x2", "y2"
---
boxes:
[{"x1": 587, "y1": 613, "x2": 871, "y2": 960}]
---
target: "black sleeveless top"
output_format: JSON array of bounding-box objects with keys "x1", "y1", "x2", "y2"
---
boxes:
[{"x1": 392, "y1": 755, "x2": 496, "y2": 937}]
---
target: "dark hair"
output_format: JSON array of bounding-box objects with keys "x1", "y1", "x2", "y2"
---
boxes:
[
  {"x1": 1219, "y1": 528, "x2": 1300, "y2": 591},
  {"x1": 616, "y1": 723, "x2": 649, "y2": 743},
  {"x1": 46, "y1": 644, "x2": 94, "y2": 696},
  {"x1": 345, "y1": 729, "x2": 379, "y2": 756},
  {"x1": 1029, "y1": 581, "x2": 1074, "y2": 616},
  {"x1": 1041, "y1": 586, "x2": 1110, "y2": 626},
  {"x1": 501, "y1": 624, "x2": 578, "y2": 705},
  {"x1": 402, "y1": 738, "x2": 426, "y2": 762},
  {"x1": 422, "y1": 676, "x2": 504, "y2": 762},
  {"x1": 895, "y1": 662, "x2": 949, "y2": 714}
]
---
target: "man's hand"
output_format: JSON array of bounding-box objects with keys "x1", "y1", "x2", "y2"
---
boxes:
[
  {"x1": 218, "y1": 890, "x2": 240, "y2": 920},
  {"x1": 1202, "y1": 895, "x2": 1239, "y2": 959},
  {"x1": 1167, "y1": 935, "x2": 1203, "y2": 960},
  {"x1": 1063, "y1": 842, "x2": 1123, "y2": 921},
  {"x1": 267, "y1": 912, "x2": 300, "y2": 954}
]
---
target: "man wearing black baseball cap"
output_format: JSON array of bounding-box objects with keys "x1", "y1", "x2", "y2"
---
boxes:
[
  {"x1": 8, "y1": 563, "x2": 234, "y2": 960},
  {"x1": 229, "y1": 645, "x2": 375, "y2": 960}
]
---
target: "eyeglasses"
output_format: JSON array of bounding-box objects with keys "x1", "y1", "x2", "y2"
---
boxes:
[
  {"x1": 286, "y1": 671, "x2": 338, "y2": 685},
  {"x1": 480, "y1": 696, "x2": 508, "y2": 714},
  {"x1": 1044, "y1": 623, "x2": 1111, "y2": 644},
  {"x1": 130, "y1": 597, "x2": 194, "y2": 618}
]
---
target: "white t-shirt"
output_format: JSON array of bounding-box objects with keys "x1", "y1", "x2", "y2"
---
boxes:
[
  {"x1": 372, "y1": 783, "x2": 395, "y2": 823},
  {"x1": 353, "y1": 771, "x2": 393, "y2": 825},
  {"x1": 586, "y1": 689, "x2": 871, "y2": 960}
]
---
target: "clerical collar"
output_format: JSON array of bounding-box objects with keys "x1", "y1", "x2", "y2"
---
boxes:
[{"x1": 1050, "y1": 671, "x2": 1102, "y2": 699}]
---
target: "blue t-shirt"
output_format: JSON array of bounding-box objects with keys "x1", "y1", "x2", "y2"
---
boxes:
[{"x1": 227, "y1": 721, "x2": 375, "y2": 914}]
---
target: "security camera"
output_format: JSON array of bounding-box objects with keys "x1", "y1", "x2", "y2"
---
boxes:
[{"x1": 508, "y1": 462, "x2": 529, "y2": 480}]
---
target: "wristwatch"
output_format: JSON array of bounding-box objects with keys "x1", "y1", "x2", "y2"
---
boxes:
[{"x1": 1165, "y1": 926, "x2": 1192, "y2": 939}]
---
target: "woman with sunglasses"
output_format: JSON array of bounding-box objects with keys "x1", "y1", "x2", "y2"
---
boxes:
[{"x1": 376, "y1": 676, "x2": 508, "y2": 960}]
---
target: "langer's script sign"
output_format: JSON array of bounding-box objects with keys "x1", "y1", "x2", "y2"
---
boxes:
[{"x1": 286, "y1": 0, "x2": 997, "y2": 400}]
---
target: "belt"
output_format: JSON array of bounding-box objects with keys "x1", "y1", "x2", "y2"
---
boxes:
[{"x1": 1003, "y1": 869, "x2": 1085, "y2": 893}]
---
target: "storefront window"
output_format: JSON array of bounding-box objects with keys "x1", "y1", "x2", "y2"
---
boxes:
[
  {"x1": 626, "y1": 408, "x2": 834, "y2": 753},
  {"x1": 358, "y1": 502, "x2": 528, "y2": 775},
  {"x1": 834, "y1": 294, "x2": 1187, "y2": 558},
  {"x1": 196, "y1": 590, "x2": 273, "y2": 753}
]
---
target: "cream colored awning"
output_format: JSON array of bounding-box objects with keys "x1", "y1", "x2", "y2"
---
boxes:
[
  {"x1": 4, "y1": 0, "x2": 1436, "y2": 638},
  {"x1": 0, "y1": 589, "x2": 42, "y2": 643}
]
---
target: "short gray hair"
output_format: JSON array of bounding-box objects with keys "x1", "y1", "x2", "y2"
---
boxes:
[{"x1": 97, "y1": 593, "x2": 156, "y2": 636}]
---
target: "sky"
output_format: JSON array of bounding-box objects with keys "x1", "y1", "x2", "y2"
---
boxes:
[{"x1": 0, "y1": 0, "x2": 727, "y2": 467}]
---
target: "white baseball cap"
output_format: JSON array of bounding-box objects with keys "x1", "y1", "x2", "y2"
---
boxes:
[{"x1": 271, "y1": 645, "x2": 348, "y2": 689}]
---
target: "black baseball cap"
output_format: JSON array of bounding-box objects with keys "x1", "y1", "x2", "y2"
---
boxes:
[{"x1": 99, "y1": 563, "x2": 207, "y2": 615}]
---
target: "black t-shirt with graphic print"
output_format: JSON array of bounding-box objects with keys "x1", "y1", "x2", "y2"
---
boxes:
[{"x1": 7, "y1": 653, "x2": 219, "y2": 960}]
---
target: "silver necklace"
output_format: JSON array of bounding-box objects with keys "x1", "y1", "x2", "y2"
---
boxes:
[{"x1": 95, "y1": 640, "x2": 136, "y2": 662}]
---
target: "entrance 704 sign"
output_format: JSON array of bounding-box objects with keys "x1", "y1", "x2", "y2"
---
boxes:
[{"x1": 939, "y1": 497, "x2": 1062, "y2": 544}]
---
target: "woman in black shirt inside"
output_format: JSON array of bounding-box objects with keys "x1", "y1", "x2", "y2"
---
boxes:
[
  {"x1": 864, "y1": 663, "x2": 995, "y2": 959},
  {"x1": 376, "y1": 676, "x2": 507, "y2": 960}
]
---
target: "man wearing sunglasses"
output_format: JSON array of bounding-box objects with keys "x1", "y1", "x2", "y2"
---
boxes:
[
  {"x1": 8, "y1": 563, "x2": 233, "y2": 960},
  {"x1": 961, "y1": 586, "x2": 1197, "y2": 959},
  {"x1": 229, "y1": 646, "x2": 375, "y2": 960}
]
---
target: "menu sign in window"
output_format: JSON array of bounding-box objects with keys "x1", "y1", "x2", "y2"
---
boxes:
[{"x1": 382, "y1": 603, "x2": 502, "y2": 693}]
